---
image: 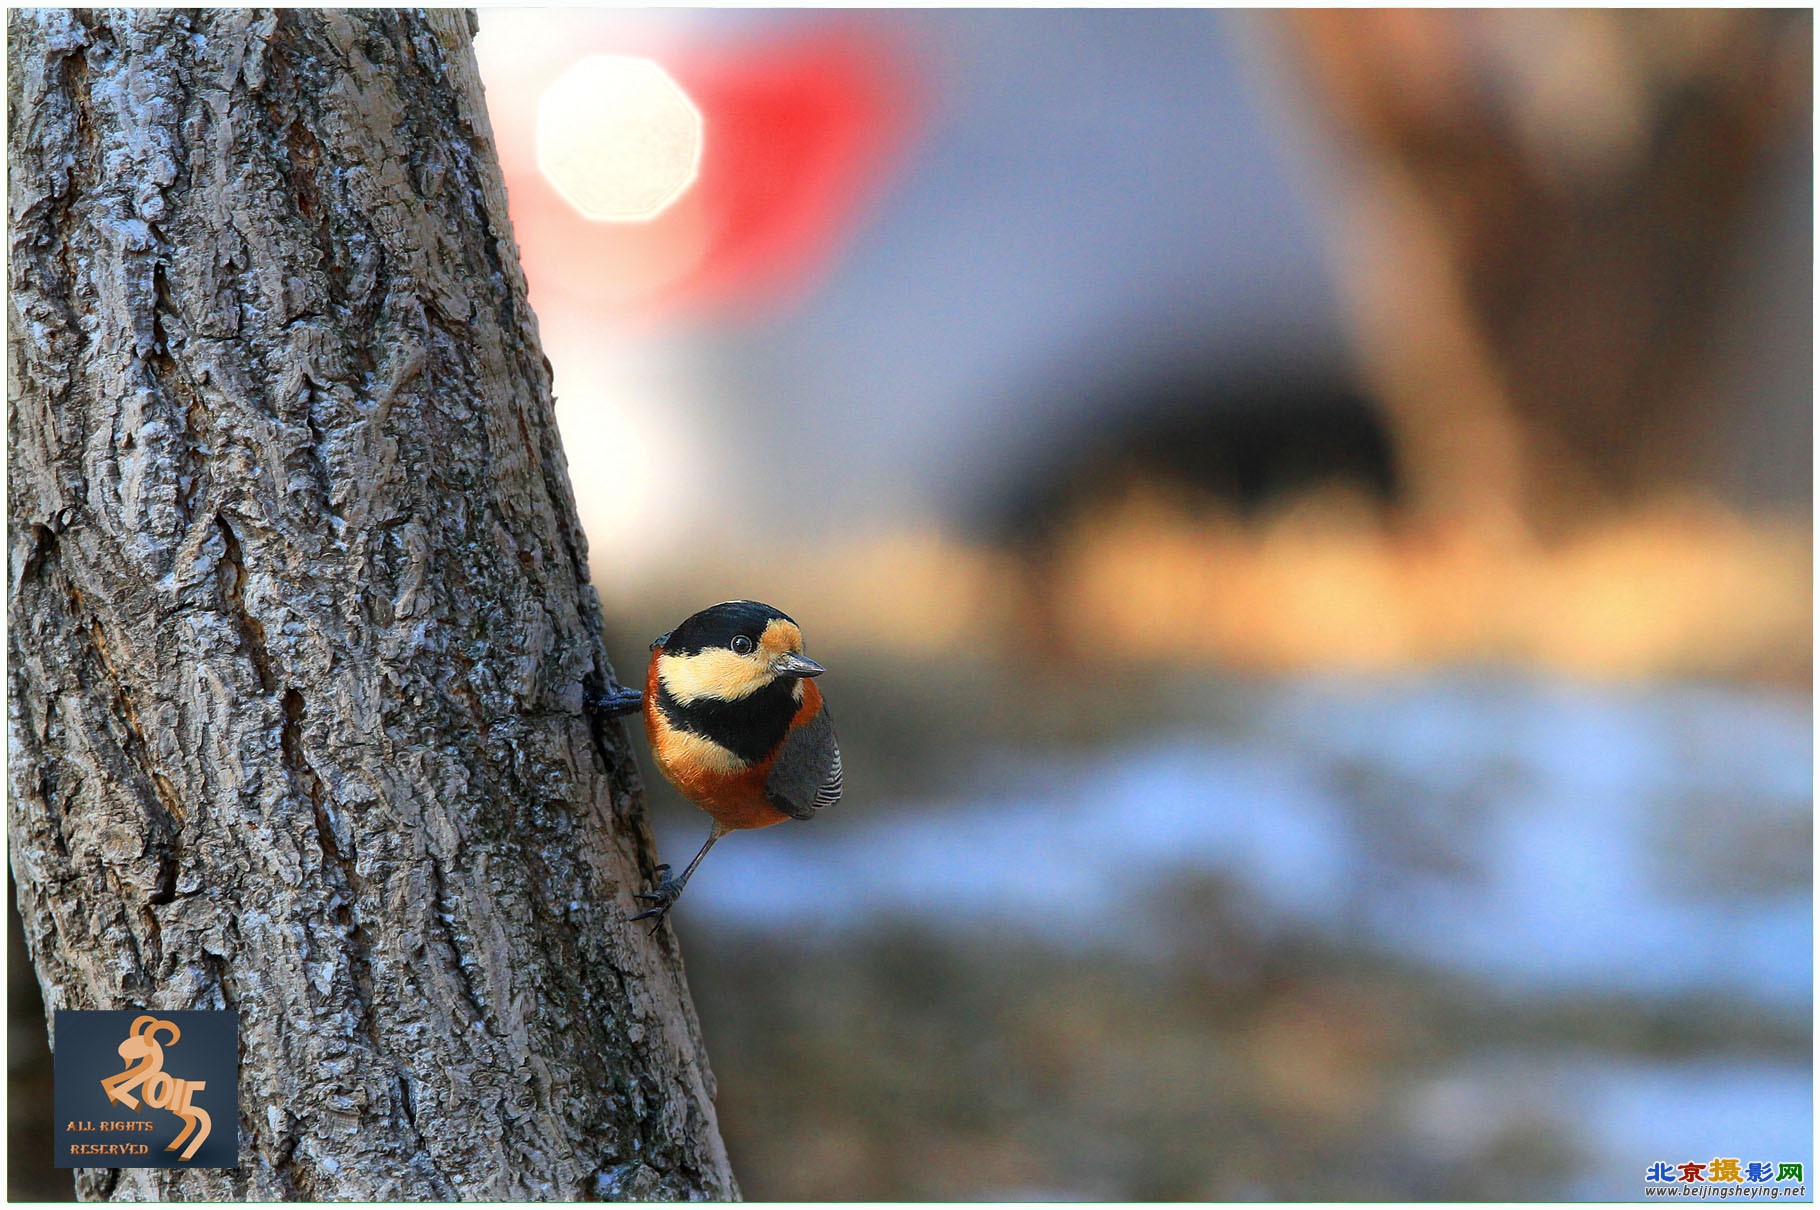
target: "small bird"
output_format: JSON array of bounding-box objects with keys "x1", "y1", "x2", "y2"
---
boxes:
[{"x1": 605, "y1": 600, "x2": 842, "y2": 923}]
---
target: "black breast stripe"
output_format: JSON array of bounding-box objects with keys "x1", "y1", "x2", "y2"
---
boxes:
[
  {"x1": 656, "y1": 676, "x2": 799, "y2": 765},
  {"x1": 764, "y1": 706, "x2": 842, "y2": 821}
]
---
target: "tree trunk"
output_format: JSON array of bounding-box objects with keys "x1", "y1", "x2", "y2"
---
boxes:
[
  {"x1": 1275, "y1": 9, "x2": 1808, "y2": 537},
  {"x1": 8, "y1": 8, "x2": 737, "y2": 1200}
]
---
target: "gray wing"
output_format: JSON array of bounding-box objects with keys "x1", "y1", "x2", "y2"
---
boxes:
[{"x1": 764, "y1": 706, "x2": 842, "y2": 821}]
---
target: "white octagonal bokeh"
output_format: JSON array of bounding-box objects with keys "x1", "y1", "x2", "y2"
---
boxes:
[{"x1": 537, "y1": 55, "x2": 704, "y2": 222}]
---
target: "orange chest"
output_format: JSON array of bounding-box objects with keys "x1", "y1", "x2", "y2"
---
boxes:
[{"x1": 642, "y1": 656, "x2": 822, "y2": 830}]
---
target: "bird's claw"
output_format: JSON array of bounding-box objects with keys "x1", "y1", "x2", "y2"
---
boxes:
[
  {"x1": 631, "y1": 874, "x2": 685, "y2": 925},
  {"x1": 585, "y1": 685, "x2": 644, "y2": 718}
]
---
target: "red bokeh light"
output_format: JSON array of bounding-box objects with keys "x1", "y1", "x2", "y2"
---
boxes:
[{"x1": 500, "y1": 25, "x2": 920, "y2": 324}]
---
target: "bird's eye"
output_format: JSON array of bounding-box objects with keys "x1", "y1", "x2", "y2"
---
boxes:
[{"x1": 731, "y1": 635, "x2": 756, "y2": 655}]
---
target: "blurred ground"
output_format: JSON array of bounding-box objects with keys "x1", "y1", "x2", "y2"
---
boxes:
[{"x1": 650, "y1": 660, "x2": 1810, "y2": 1201}]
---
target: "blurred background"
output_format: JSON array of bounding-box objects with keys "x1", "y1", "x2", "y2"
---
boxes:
[{"x1": 11, "y1": 8, "x2": 1812, "y2": 1200}]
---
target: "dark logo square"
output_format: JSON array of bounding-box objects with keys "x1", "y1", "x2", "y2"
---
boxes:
[{"x1": 53, "y1": 1010, "x2": 238, "y2": 1169}]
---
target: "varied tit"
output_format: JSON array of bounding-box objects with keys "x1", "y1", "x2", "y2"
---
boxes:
[{"x1": 593, "y1": 600, "x2": 842, "y2": 924}]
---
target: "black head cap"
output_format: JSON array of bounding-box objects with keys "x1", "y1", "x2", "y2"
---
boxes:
[{"x1": 657, "y1": 600, "x2": 796, "y2": 656}]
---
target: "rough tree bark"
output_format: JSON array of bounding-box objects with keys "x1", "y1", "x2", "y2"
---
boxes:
[{"x1": 8, "y1": 9, "x2": 738, "y2": 1200}]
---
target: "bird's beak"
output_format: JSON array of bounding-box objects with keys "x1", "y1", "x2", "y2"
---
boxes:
[{"x1": 772, "y1": 653, "x2": 825, "y2": 679}]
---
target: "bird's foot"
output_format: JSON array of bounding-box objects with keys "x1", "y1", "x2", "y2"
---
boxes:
[
  {"x1": 585, "y1": 685, "x2": 644, "y2": 718},
  {"x1": 632, "y1": 866, "x2": 684, "y2": 925}
]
